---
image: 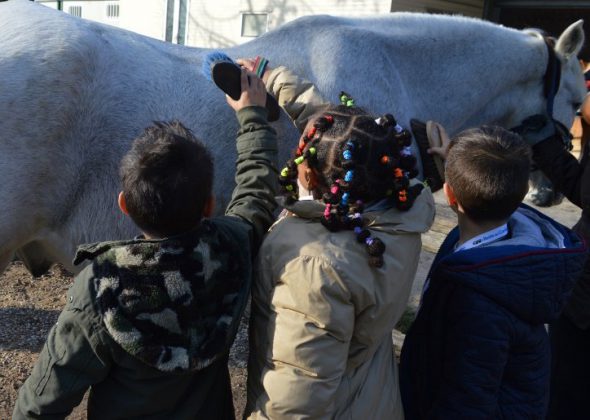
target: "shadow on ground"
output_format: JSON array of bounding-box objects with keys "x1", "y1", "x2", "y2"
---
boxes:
[{"x1": 0, "y1": 307, "x2": 59, "y2": 351}]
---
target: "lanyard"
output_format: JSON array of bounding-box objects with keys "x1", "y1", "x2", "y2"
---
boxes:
[
  {"x1": 421, "y1": 223, "x2": 509, "y2": 304},
  {"x1": 454, "y1": 224, "x2": 509, "y2": 253}
]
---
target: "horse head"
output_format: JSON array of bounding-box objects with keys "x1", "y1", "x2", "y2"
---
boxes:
[
  {"x1": 515, "y1": 21, "x2": 586, "y2": 207},
  {"x1": 551, "y1": 20, "x2": 586, "y2": 127}
]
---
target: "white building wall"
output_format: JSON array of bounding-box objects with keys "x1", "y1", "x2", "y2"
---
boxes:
[
  {"x1": 37, "y1": 1, "x2": 121, "y2": 26},
  {"x1": 39, "y1": 1, "x2": 59, "y2": 9},
  {"x1": 187, "y1": 0, "x2": 394, "y2": 48},
  {"x1": 119, "y1": 0, "x2": 167, "y2": 40},
  {"x1": 36, "y1": 0, "x2": 485, "y2": 48}
]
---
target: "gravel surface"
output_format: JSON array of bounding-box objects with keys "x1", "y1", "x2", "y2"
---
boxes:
[{"x1": 0, "y1": 262, "x2": 248, "y2": 419}]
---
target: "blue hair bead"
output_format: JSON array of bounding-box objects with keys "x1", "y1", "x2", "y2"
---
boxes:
[
  {"x1": 366, "y1": 237, "x2": 374, "y2": 246},
  {"x1": 341, "y1": 192, "x2": 349, "y2": 205},
  {"x1": 354, "y1": 226, "x2": 362, "y2": 235},
  {"x1": 346, "y1": 141, "x2": 355, "y2": 149},
  {"x1": 344, "y1": 170, "x2": 354, "y2": 182},
  {"x1": 343, "y1": 150, "x2": 352, "y2": 160}
]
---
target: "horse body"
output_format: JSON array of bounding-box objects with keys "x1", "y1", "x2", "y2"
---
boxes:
[{"x1": 0, "y1": 0, "x2": 585, "y2": 275}]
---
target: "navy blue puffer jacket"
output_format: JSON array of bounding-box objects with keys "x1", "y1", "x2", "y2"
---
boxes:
[{"x1": 400, "y1": 205, "x2": 587, "y2": 419}]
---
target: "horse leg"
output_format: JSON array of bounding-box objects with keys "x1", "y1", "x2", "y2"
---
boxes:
[
  {"x1": 0, "y1": 250, "x2": 15, "y2": 277},
  {"x1": 528, "y1": 170, "x2": 564, "y2": 207},
  {"x1": 16, "y1": 242, "x2": 55, "y2": 277}
]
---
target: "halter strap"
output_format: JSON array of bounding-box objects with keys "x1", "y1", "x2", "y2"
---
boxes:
[{"x1": 543, "y1": 37, "x2": 562, "y2": 118}]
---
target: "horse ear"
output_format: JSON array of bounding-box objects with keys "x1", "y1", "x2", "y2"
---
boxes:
[{"x1": 555, "y1": 20, "x2": 585, "y2": 60}]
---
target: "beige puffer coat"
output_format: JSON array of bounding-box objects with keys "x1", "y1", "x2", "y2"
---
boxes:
[{"x1": 246, "y1": 191, "x2": 435, "y2": 419}]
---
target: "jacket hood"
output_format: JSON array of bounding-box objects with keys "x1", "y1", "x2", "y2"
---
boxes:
[
  {"x1": 436, "y1": 205, "x2": 586, "y2": 325},
  {"x1": 74, "y1": 220, "x2": 251, "y2": 373},
  {"x1": 277, "y1": 181, "x2": 435, "y2": 235}
]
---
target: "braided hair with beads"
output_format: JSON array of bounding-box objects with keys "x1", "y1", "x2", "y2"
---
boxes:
[{"x1": 278, "y1": 98, "x2": 423, "y2": 268}]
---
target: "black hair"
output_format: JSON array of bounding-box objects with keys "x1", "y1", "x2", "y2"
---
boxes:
[
  {"x1": 446, "y1": 125, "x2": 530, "y2": 222},
  {"x1": 119, "y1": 120, "x2": 214, "y2": 238},
  {"x1": 279, "y1": 102, "x2": 423, "y2": 267}
]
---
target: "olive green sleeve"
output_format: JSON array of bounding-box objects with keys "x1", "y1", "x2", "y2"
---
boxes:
[
  {"x1": 266, "y1": 66, "x2": 329, "y2": 132},
  {"x1": 224, "y1": 105, "x2": 278, "y2": 249},
  {"x1": 13, "y1": 273, "x2": 112, "y2": 419}
]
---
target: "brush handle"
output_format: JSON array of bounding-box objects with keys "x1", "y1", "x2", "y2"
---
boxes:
[{"x1": 211, "y1": 61, "x2": 280, "y2": 122}]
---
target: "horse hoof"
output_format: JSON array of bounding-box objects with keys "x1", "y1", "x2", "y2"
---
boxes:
[{"x1": 528, "y1": 189, "x2": 563, "y2": 207}]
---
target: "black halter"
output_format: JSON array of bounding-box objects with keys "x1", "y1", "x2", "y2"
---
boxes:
[{"x1": 543, "y1": 37, "x2": 562, "y2": 118}]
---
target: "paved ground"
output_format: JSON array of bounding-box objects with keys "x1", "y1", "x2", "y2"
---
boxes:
[{"x1": 0, "y1": 192, "x2": 581, "y2": 419}]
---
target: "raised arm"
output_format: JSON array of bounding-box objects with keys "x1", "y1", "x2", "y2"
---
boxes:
[
  {"x1": 531, "y1": 134, "x2": 588, "y2": 208},
  {"x1": 516, "y1": 108, "x2": 590, "y2": 208},
  {"x1": 237, "y1": 58, "x2": 328, "y2": 131},
  {"x1": 224, "y1": 69, "x2": 278, "y2": 248}
]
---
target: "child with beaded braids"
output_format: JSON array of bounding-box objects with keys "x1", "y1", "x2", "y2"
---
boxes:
[{"x1": 238, "y1": 58, "x2": 435, "y2": 419}]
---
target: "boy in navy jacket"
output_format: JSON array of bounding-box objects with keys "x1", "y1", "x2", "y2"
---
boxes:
[{"x1": 400, "y1": 126, "x2": 587, "y2": 419}]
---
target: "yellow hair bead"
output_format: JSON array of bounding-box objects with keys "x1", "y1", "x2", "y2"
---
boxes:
[
  {"x1": 286, "y1": 184, "x2": 294, "y2": 191},
  {"x1": 281, "y1": 167, "x2": 289, "y2": 177},
  {"x1": 294, "y1": 156, "x2": 305, "y2": 165}
]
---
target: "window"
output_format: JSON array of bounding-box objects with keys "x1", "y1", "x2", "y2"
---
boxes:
[
  {"x1": 68, "y1": 6, "x2": 82, "y2": 17},
  {"x1": 106, "y1": 4, "x2": 119, "y2": 18},
  {"x1": 241, "y1": 13, "x2": 268, "y2": 37}
]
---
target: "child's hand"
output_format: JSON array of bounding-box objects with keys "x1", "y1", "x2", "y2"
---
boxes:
[
  {"x1": 226, "y1": 68, "x2": 267, "y2": 112},
  {"x1": 236, "y1": 58, "x2": 273, "y2": 84}
]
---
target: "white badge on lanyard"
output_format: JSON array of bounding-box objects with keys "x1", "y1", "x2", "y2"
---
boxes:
[{"x1": 454, "y1": 224, "x2": 509, "y2": 253}]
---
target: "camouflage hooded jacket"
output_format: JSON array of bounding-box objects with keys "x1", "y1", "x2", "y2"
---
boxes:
[
  {"x1": 14, "y1": 106, "x2": 278, "y2": 420},
  {"x1": 74, "y1": 220, "x2": 250, "y2": 373}
]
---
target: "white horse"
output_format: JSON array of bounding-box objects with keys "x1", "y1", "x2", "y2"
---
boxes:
[{"x1": 0, "y1": 0, "x2": 585, "y2": 275}]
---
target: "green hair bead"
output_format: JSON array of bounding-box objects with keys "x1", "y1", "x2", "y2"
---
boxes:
[
  {"x1": 309, "y1": 147, "x2": 317, "y2": 155},
  {"x1": 286, "y1": 184, "x2": 294, "y2": 191},
  {"x1": 281, "y1": 167, "x2": 289, "y2": 177},
  {"x1": 294, "y1": 156, "x2": 305, "y2": 165}
]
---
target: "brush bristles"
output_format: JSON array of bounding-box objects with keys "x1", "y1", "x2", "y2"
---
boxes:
[{"x1": 202, "y1": 51, "x2": 235, "y2": 81}]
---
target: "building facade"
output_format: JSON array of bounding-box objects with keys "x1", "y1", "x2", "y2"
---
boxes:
[
  {"x1": 36, "y1": 0, "x2": 486, "y2": 47},
  {"x1": 484, "y1": 0, "x2": 590, "y2": 59}
]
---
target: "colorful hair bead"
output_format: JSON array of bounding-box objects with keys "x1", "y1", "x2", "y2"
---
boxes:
[
  {"x1": 343, "y1": 150, "x2": 353, "y2": 160},
  {"x1": 341, "y1": 192, "x2": 350, "y2": 205},
  {"x1": 280, "y1": 167, "x2": 289, "y2": 177},
  {"x1": 344, "y1": 170, "x2": 354, "y2": 182},
  {"x1": 286, "y1": 184, "x2": 294, "y2": 191},
  {"x1": 340, "y1": 91, "x2": 355, "y2": 107},
  {"x1": 294, "y1": 156, "x2": 305, "y2": 165}
]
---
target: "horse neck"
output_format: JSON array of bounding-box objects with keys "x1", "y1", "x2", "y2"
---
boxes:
[
  {"x1": 346, "y1": 16, "x2": 549, "y2": 133},
  {"x1": 405, "y1": 22, "x2": 548, "y2": 132}
]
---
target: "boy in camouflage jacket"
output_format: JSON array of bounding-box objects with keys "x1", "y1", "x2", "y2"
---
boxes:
[{"x1": 13, "y1": 70, "x2": 277, "y2": 419}]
